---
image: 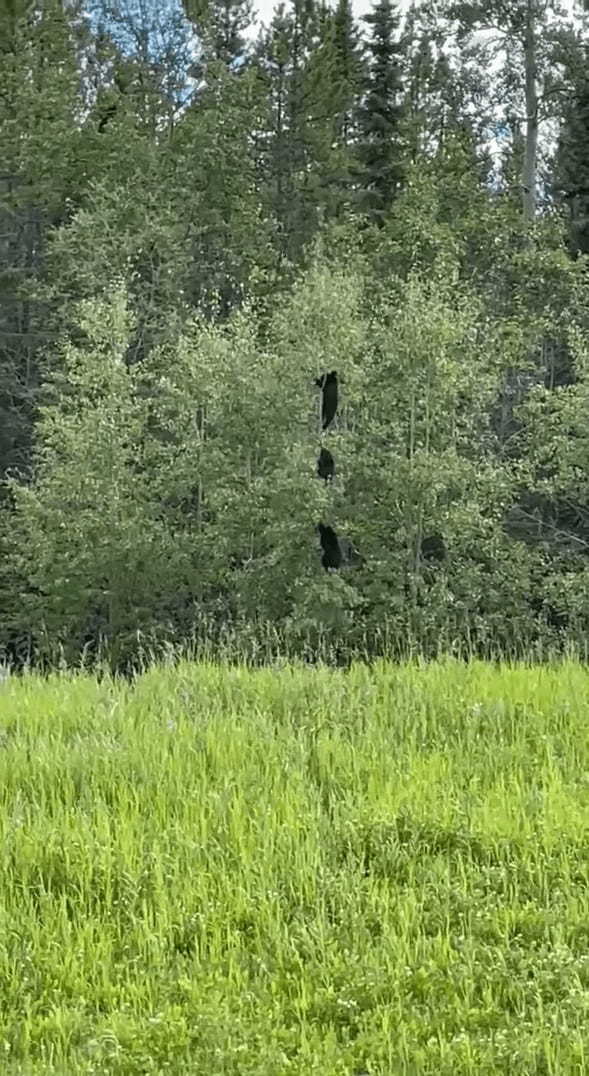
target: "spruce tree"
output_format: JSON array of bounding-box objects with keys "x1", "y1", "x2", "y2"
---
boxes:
[
  {"x1": 254, "y1": 2, "x2": 304, "y2": 259},
  {"x1": 330, "y1": 0, "x2": 365, "y2": 145},
  {"x1": 255, "y1": 0, "x2": 364, "y2": 258},
  {"x1": 556, "y1": 48, "x2": 589, "y2": 257},
  {"x1": 356, "y1": 0, "x2": 405, "y2": 224},
  {"x1": 299, "y1": 0, "x2": 365, "y2": 221},
  {"x1": 183, "y1": 0, "x2": 254, "y2": 67},
  {"x1": 0, "y1": 0, "x2": 81, "y2": 487}
]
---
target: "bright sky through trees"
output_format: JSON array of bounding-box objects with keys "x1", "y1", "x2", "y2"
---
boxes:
[
  {"x1": 252, "y1": 0, "x2": 576, "y2": 31},
  {"x1": 253, "y1": 0, "x2": 410, "y2": 29}
]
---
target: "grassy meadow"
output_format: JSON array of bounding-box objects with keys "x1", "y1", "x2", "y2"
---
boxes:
[{"x1": 2, "y1": 659, "x2": 589, "y2": 1073}]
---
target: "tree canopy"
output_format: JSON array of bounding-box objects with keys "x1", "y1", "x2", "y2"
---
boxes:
[{"x1": 2, "y1": 0, "x2": 589, "y2": 669}]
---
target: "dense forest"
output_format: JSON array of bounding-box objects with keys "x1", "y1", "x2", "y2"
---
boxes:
[{"x1": 2, "y1": 0, "x2": 589, "y2": 670}]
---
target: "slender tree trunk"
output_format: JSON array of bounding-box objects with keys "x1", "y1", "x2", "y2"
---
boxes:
[{"x1": 522, "y1": 0, "x2": 538, "y2": 222}]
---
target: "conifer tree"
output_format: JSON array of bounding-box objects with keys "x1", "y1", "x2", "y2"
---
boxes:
[
  {"x1": 256, "y1": 0, "x2": 364, "y2": 257},
  {"x1": 299, "y1": 0, "x2": 365, "y2": 221},
  {"x1": 556, "y1": 47, "x2": 589, "y2": 256},
  {"x1": 330, "y1": 0, "x2": 365, "y2": 145},
  {"x1": 0, "y1": 0, "x2": 81, "y2": 487},
  {"x1": 183, "y1": 0, "x2": 254, "y2": 67},
  {"x1": 356, "y1": 0, "x2": 405, "y2": 224}
]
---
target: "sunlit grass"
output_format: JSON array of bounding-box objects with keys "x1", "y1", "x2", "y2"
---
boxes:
[{"x1": 1, "y1": 659, "x2": 589, "y2": 1073}]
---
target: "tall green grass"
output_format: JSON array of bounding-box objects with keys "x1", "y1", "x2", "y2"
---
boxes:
[{"x1": 1, "y1": 659, "x2": 589, "y2": 1073}]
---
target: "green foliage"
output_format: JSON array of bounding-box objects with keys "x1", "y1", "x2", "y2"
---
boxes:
[
  {"x1": 183, "y1": 0, "x2": 254, "y2": 65},
  {"x1": 46, "y1": 61, "x2": 275, "y2": 337},
  {"x1": 3, "y1": 237, "x2": 560, "y2": 665},
  {"x1": 4, "y1": 272, "x2": 369, "y2": 662},
  {"x1": 1, "y1": 0, "x2": 589, "y2": 668},
  {"x1": 0, "y1": 0, "x2": 83, "y2": 484},
  {"x1": 320, "y1": 0, "x2": 365, "y2": 146},
  {"x1": 555, "y1": 44, "x2": 589, "y2": 256},
  {"x1": 254, "y1": 0, "x2": 366, "y2": 260},
  {"x1": 356, "y1": 0, "x2": 405, "y2": 222},
  {"x1": 4, "y1": 291, "x2": 182, "y2": 664},
  {"x1": 512, "y1": 321, "x2": 589, "y2": 632}
]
